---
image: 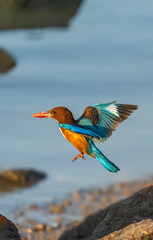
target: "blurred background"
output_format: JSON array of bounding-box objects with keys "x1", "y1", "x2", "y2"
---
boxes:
[{"x1": 0, "y1": 0, "x2": 153, "y2": 217}]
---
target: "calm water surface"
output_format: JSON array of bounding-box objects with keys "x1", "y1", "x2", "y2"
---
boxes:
[{"x1": 0, "y1": 0, "x2": 153, "y2": 217}]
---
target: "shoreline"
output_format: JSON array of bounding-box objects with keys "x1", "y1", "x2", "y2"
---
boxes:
[{"x1": 12, "y1": 175, "x2": 153, "y2": 240}]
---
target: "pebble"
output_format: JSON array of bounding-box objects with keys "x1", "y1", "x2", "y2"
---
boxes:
[
  {"x1": 35, "y1": 223, "x2": 46, "y2": 231},
  {"x1": 62, "y1": 199, "x2": 72, "y2": 207},
  {"x1": 50, "y1": 203, "x2": 65, "y2": 214},
  {"x1": 72, "y1": 190, "x2": 83, "y2": 201},
  {"x1": 26, "y1": 228, "x2": 33, "y2": 234},
  {"x1": 88, "y1": 193, "x2": 97, "y2": 202}
]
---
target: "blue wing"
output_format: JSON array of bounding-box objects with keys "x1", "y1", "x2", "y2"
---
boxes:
[
  {"x1": 58, "y1": 123, "x2": 101, "y2": 139},
  {"x1": 77, "y1": 101, "x2": 138, "y2": 143}
]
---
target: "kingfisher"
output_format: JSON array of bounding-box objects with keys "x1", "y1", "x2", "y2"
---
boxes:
[{"x1": 32, "y1": 101, "x2": 138, "y2": 173}]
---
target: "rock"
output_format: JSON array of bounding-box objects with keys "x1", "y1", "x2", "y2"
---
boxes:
[
  {"x1": 26, "y1": 227, "x2": 33, "y2": 234},
  {"x1": 62, "y1": 199, "x2": 72, "y2": 207},
  {"x1": 59, "y1": 186, "x2": 153, "y2": 240},
  {"x1": 34, "y1": 223, "x2": 46, "y2": 231},
  {"x1": 0, "y1": 169, "x2": 46, "y2": 183},
  {"x1": 87, "y1": 193, "x2": 97, "y2": 203},
  {"x1": 99, "y1": 219, "x2": 153, "y2": 240},
  {"x1": 0, "y1": 0, "x2": 83, "y2": 30},
  {"x1": 0, "y1": 214, "x2": 21, "y2": 239},
  {"x1": 50, "y1": 203, "x2": 65, "y2": 214},
  {"x1": 0, "y1": 49, "x2": 16, "y2": 73},
  {"x1": 25, "y1": 204, "x2": 39, "y2": 211},
  {"x1": 0, "y1": 169, "x2": 46, "y2": 193},
  {"x1": 72, "y1": 190, "x2": 83, "y2": 201},
  {"x1": 54, "y1": 216, "x2": 63, "y2": 226},
  {"x1": 14, "y1": 177, "x2": 153, "y2": 240}
]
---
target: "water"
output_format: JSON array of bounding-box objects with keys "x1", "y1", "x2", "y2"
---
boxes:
[{"x1": 0, "y1": 0, "x2": 153, "y2": 217}]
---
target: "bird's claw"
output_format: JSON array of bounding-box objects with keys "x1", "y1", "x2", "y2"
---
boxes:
[{"x1": 72, "y1": 154, "x2": 86, "y2": 161}]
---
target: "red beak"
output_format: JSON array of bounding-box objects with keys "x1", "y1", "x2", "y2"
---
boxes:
[{"x1": 32, "y1": 111, "x2": 50, "y2": 118}]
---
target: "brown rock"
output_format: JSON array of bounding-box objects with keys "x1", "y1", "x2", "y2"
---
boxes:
[
  {"x1": 0, "y1": 0, "x2": 83, "y2": 30},
  {"x1": 50, "y1": 203, "x2": 65, "y2": 214},
  {"x1": 99, "y1": 219, "x2": 153, "y2": 240},
  {"x1": 35, "y1": 223, "x2": 46, "y2": 231},
  {"x1": 114, "y1": 182, "x2": 123, "y2": 190},
  {"x1": 62, "y1": 199, "x2": 72, "y2": 207},
  {"x1": 0, "y1": 169, "x2": 46, "y2": 184},
  {"x1": 25, "y1": 204, "x2": 39, "y2": 211},
  {"x1": 0, "y1": 169, "x2": 46, "y2": 193},
  {"x1": 88, "y1": 194, "x2": 97, "y2": 202},
  {"x1": 0, "y1": 49, "x2": 16, "y2": 73},
  {"x1": 72, "y1": 190, "x2": 83, "y2": 201},
  {"x1": 0, "y1": 214, "x2": 21, "y2": 239},
  {"x1": 101, "y1": 196, "x2": 108, "y2": 205},
  {"x1": 59, "y1": 186, "x2": 153, "y2": 240},
  {"x1": 54, "y1": 216, "x2": 63, "y2": 226},
  {"x1": 26, "y1": 228, "x2": 33, "y2": 234}
]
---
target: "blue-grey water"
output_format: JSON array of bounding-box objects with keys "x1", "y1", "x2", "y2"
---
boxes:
[{"x1": 0, "y1": 0, "x2": 153, "y2": 217}]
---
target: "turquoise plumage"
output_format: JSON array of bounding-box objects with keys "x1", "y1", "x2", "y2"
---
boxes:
[
  {"x1": 58, "y1": 101, "x2": 138, "y2": 172},
  {"x1": 87, "y1": 139, "x2": 120, "y2": 172},
  {"x1": 33, "y1": 102, "x2": 138, "y2": 173},
  {"x1": 58, "y1": 123, "x2": 102, "y2": 139}
]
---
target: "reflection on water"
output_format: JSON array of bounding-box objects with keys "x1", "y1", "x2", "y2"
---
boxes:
[
  {"x1": 0, "y1": 0, "x2": 83, "y2": 29},
  {"x1": 0, "y1": 0, "x2": 153, "y2": 216}
]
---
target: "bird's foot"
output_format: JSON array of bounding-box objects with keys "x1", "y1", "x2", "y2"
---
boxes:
[{"x1": 72, "y1": 153, "x2": 86, "y2": 161}]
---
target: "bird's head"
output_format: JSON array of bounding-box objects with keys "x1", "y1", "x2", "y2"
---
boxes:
[{"x1": 32, "y1": 107, "x2": 75, "y2": 124}]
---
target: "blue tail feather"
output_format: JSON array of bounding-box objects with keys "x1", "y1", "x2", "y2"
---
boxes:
[
  {"x1": 88, "y1": 139, "x2": 120, "y2": 173},
  {"x1": 95, "y1": 155, "x2": 120, "y2": 173}
]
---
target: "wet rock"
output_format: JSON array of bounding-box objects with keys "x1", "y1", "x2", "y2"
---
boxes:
[
  {"x1": 59, "y1": 186, "x2": 153, "y2": 240},
  {"x1": 0, "y1": 49, "x2": 16, "y2": 73},
  {"x1": 0, "y1": 169, "x2": 46, "y2": 193},
  {"x1": 0, "y1": 214, "x2": 21, "y2": 239}
]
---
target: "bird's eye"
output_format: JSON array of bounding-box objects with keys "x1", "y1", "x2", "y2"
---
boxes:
[{"x1": 52, "y1": 111, "x2": 56, "y2": 115}]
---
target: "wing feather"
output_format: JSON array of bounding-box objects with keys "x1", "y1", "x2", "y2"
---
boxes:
[
  {"x1": 77, "y1": 101, "x2": 138, "y2": 142},
  {"x1": 58, "y1": 123, "x2": 101, "y2": 139}
]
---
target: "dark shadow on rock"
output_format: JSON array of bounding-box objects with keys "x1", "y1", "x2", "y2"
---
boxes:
[
  {"x1": 0, "y1": 214, "x2": 21, "y2": 240},
  {"x1": 0, "y1": 0, "x2": 84, "y2": 30},
  {"x1": 0, "y1": 49, "x2": 16, "y2": 74},
  {"x1": 59, "y1": 186, "x2": 153, "y2": 240},
  {"x1": 0, "y1": 169, "x2": 46, "y2": 193}
]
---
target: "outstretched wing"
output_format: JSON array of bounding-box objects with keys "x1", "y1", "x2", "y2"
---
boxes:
[
  {"x1": 58, "y1": 123, "x2": 101, "y2": 139},
  {"x1": 77, "y1": 101, "x2": 138, "y2": 142}
]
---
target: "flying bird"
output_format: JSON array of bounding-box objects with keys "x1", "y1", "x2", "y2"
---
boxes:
[{"x1": 32, "y1": 101, "x2": 138, "y2": 173}]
